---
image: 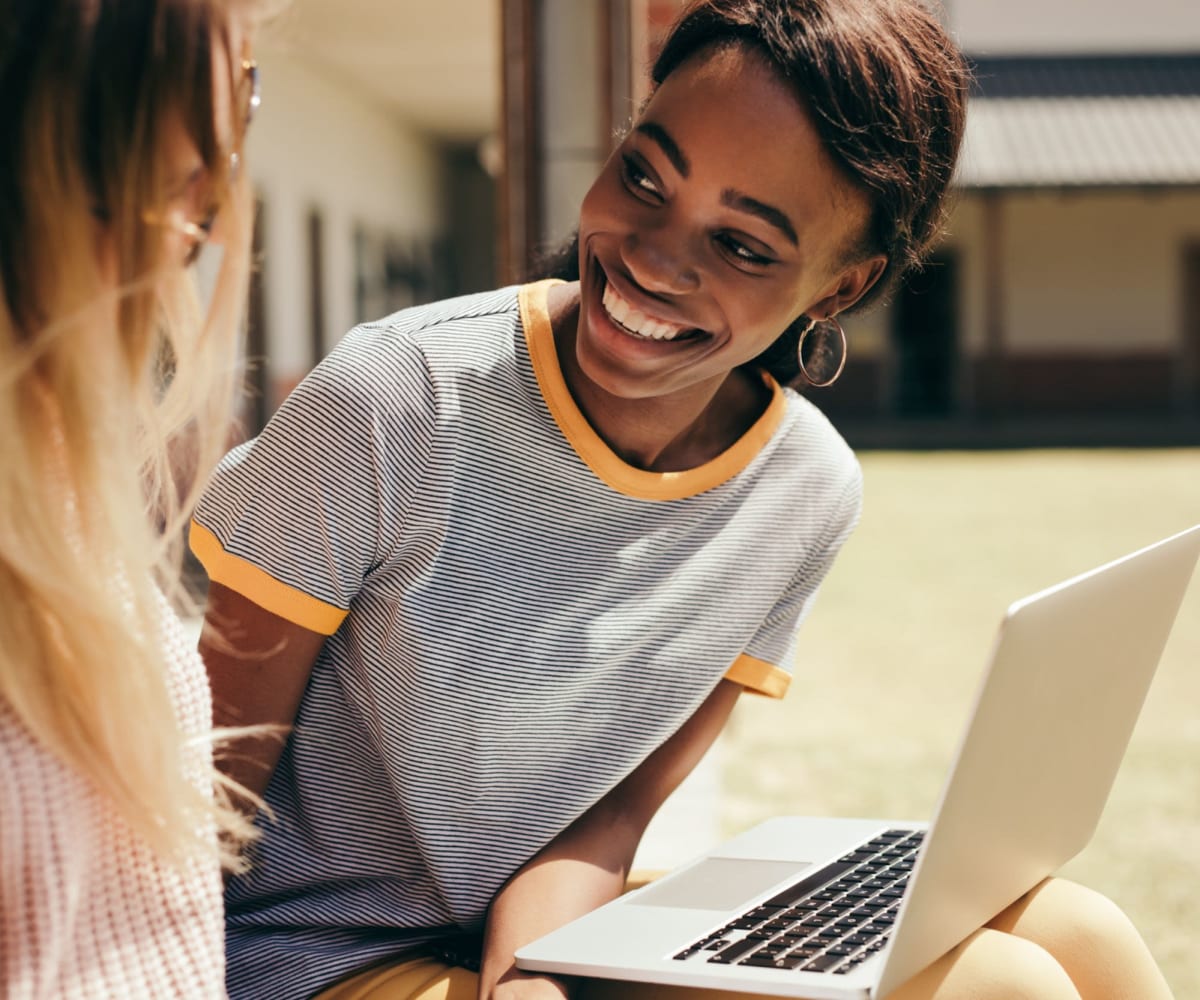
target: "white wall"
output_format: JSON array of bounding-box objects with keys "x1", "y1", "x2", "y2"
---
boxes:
[
  {"x1": 950, "y1": 190, "x2": 1200, "y2": 355},
  {"x1": 842, "y1": 188, "x2": 1200, "y2": 366},
  {"x1": 944, "y1": 0, "x2": 1200, "y2": 54},
  {"x1": 244, "y1": 43, "x2": 445, "y2": 391}
]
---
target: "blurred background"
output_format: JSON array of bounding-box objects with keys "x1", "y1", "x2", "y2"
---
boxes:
[
  {"x1": 213, "y1": 0, "x2": 1199, "y2": 992},
  {"x1": 231, "y1": 0, "x2": 1200, "y2": 449}
]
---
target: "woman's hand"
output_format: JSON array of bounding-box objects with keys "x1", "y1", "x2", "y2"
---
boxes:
[{"x1": 484, "y1": 969, "x2": 571, "y2": 1000}]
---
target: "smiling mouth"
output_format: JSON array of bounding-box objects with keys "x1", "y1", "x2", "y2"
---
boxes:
[{"x1": 599, "y1": 273, "x2": 704, "y2": 343}]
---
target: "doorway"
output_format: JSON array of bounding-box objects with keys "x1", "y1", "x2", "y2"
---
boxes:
[
  {"x1": 892, "y1": 251, "x2": 959, "y2": 418},
  {"x1": 1182, "y1": 242, "x2": 1200, "y2": 415}
]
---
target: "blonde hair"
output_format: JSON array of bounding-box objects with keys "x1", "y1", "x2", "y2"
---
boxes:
[{"x1": 0, "y1": 0, "x2": 266, "y2": 867}]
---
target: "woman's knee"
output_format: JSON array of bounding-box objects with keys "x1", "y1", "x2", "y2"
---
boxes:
[
  {"x1": 886, "y1": 927, "x2": 1081, "y2": 1000},
  {"x1": 990, "y1": 878, "x2": 1173, "y2": 999},
  {"x1": 991, "y1": 878, "x2": 1146, "y2": 963}
]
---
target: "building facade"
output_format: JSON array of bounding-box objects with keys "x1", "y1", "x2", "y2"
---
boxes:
[{"x1": 230, "y1": 0, "x2": 1200, "y2": 446}]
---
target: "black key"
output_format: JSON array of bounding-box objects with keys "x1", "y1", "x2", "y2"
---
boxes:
[
  {"x1": 741, "y1": 952, "x2": 807, "y2": 969},
  {"x1": 838, "y1": 849, "x2": 879, "y2": 863},
  {"x1": 673, "y1": 948, "x2": 700, "y2": 960},
  {"x1": 801, "y1": 952, "x2": 844, "y2": 972},
  {"x1": 703, "y1": 939, "x2": 730, "y2": 950},
  {"x1": 816, "y1": 927, "x2": 842, "y2": 939},
  {"x1": 745, "y1": 928, "x2": 777, "y2": 941},
  {"x1": 708, "y1": 938, "x2": 759, "y2": 964},
  {"x1": 844, "y1": 933, "x2": 877, "y2": 947},
  {"x1": 732, "y1": 906, "x2": 783, "y2": 928},
  {"x1": 763, "y1": 862, "x2": 853, "y2": 908},
  {"x1": 778, "y1": 931, "x2": 814, "y2": 945}
]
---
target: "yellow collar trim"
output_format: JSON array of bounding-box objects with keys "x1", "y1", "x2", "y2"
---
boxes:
[{"x1": 519, "y1": 279, "x2": 787, "y2": 501}]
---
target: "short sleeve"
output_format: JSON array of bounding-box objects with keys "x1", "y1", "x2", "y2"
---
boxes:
[
  {"x1": 725, "y1": 461, "x2": 863, "y2": 698},
  {"x1": 191, "y1": 328, "x2": 436, "y2": 634}
]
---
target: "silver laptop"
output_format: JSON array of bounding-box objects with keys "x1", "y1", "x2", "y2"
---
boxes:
[{"x1": 517, "y1": 525, "x2": 1200, "y2": 999}]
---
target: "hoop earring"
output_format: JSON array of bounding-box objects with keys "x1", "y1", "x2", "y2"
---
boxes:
[{"x1": 796, "y1": 315, "x2": 848, "y2": 388}]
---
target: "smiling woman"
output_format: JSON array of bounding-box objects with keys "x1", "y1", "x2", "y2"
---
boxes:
[
  {"x1": 561, "y1": 44, "x2": 883, "y2": 468},
  {"x1": 188, "y1": 2, "x2": 1169, "y2": 1000}
]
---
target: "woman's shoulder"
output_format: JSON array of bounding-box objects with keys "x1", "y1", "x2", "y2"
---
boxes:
[
  {"x1": 315, "y1": 285, "x2": 527, "y2": 397},
  {"x1": 775, "y1": 389, "x2": 861, "y2": 480},
  {"x1": 351, "y1": 285, "x2": 523, "y2": 351}
]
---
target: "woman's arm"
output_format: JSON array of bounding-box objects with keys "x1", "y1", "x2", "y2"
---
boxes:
[
  {"x1": 477, "y1": 678, "x2": 743, "y2": 1000},
  {"x1": 200, "y1": 581, "x2": 328, "y2": 814}
]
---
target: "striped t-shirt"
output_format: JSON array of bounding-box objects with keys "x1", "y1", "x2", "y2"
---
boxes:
[{"x1": 191, "y1": 280, "x2": 862, "y2": 1000}]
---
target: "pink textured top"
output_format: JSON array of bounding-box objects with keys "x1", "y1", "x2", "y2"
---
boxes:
[{"x1": 0, "y1": 592, "x2": 226, "y2": 999}]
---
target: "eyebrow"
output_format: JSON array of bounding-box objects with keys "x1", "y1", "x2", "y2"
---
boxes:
[
  {"x1": 635, "y1": 122, "x2": 690, "y2": 177},
  {"x1": 635, "y1": 121, "x2": 798, "y2": 249},
  {"x1": 720, "y1": 189, "x2": 798, "y2": 247}
]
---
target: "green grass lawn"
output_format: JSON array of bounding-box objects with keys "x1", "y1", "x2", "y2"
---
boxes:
[{"x1": 721, "y1": 449, "x2": 1200, "y2": 996}]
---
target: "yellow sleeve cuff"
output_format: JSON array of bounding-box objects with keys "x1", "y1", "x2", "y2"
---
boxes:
[
  {"x1": 724, "y1": 653, "x2": 791, "y2": 699},
  {"x1": 189, "y1": 521, "x2": 348, "y2": 636}
]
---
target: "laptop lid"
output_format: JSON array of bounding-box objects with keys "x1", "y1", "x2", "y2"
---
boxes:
[{"x1": 875, "y1": 525, "x2": 1200, "y2": 997}]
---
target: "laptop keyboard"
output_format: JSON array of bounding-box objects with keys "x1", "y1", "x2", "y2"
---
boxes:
[{"x1": 672, "y1": 828, "x2": 924, "y2": 975}]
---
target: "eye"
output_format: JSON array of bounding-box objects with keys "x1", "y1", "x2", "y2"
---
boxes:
[
  {"x1": 620, "y1": 154, "x2": 662, "y2": 201},
  {"x1": 714, "y1": 233, "x2": 776, "y2": 269}
]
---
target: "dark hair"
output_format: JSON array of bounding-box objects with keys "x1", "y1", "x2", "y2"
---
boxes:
[
  {"x1": 655, "y1": 0, "x2": 968, "y2": 311},
  {"x1": 539, "y1": 0, "x2": 969, "y2": 387}
]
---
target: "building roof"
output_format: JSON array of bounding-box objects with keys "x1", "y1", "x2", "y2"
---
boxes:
[{"x1": 957, "y1": 54, "x2": 1200, "y2": 188}]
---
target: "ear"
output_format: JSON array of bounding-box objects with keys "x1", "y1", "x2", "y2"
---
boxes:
[{"x1": 806, "y1": 255, "x2": 887, "y2": 320}]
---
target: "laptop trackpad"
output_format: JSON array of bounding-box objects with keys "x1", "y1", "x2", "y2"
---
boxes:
[{"x1": 629, "y1": 858, "x2": 813, "y2": 911}]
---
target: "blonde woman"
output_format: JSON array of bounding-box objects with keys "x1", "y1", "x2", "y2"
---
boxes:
[{"x1": 1, "y1": 1, "x2": 265, "y2": 995}]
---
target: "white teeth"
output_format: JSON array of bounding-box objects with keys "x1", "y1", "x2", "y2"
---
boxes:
[{"x1": 601, "y1": 282, "x2": 689, "y2": 341}]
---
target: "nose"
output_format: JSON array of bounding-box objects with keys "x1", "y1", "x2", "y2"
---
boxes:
[{"x1": 620, "y1": 229, "x2": 700, "y2": 296}]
